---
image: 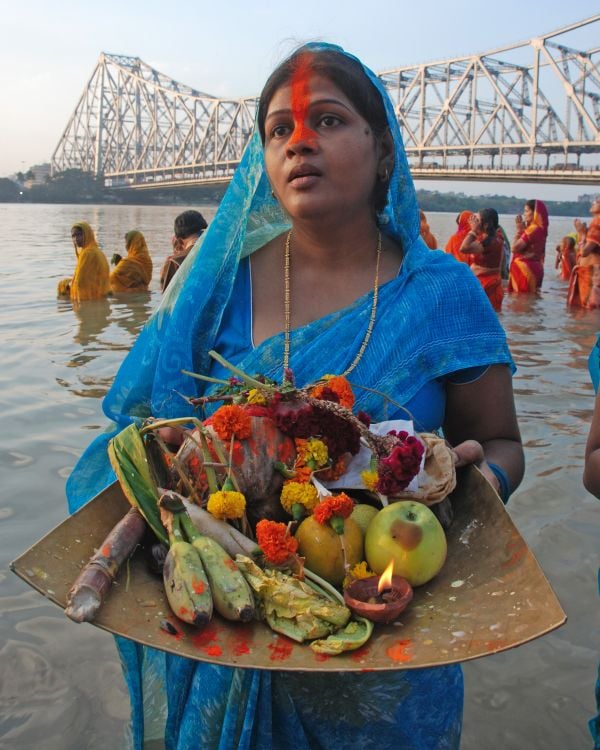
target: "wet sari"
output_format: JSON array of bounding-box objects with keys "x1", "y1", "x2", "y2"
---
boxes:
[
  {"x1": 567, "y1": 217, "x2": 600, "y2": 308},
  {"x1": 470, "y1": 232, "x2": 504, "y2": 312},
  {"x1": 66, "y1": 43, "x2": 514, "y2": 750},
  {"x1": 57, "y1": 222, "x2": 110, "y2": 301},
  {"x1": 110, "y1": 230, "x2": 153, "y2": 292},
  {"x1": 419, "y1": 209, "x2": 438, "y2": 249},
  {"x1": 444, "y1": 211, "x2": 474, "y2": 265},
  {"x1": 508, "y1": 200, "x2": 548, "y2": 293}
]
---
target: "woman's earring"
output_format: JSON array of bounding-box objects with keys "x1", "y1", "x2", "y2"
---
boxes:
[{"x1": 379, "y1": 168, "x2": 389, "y2": 183}]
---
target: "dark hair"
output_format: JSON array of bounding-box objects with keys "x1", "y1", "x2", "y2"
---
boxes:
[
  {"x1": 257, "y1": 47, "x2": 391, "y2": 213},
  {"x1": 525, "y1": 200, "x2": 536, "y2": 212},
  {"x1": 562, "y1": 235, "x2": 576, "y2": 249},
  {"x1": 174, "y1": 210, "x2": 208, "y2": 239},
  {"x1": 479, "y1": 208, "x2": 499, "y2": 247}
]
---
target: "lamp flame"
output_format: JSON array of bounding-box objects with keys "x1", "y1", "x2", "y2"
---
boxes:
[{"x1": 377, "y1": 559, "x2": 395, "y2": 594}]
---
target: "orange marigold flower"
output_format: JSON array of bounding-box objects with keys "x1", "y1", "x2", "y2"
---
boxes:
[
  {"x1": 210, "y1": 404, "x2": 252, "y2": 442},
  {"x1": 256, "y1": 519, "x2": 299, "y2": 565},
  {"x1": 310, "y1": 375, "x2": 355, "y2": 410},
  {"x1": 313, "y1": 493, "x2": 354, "y2": 524},
  {"x1": 318, "y1": 456, "x2": 347, "y2": 482}
]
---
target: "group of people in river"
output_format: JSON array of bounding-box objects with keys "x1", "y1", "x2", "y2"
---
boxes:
[
  {"x1": 56, "y1": 209, "x2": 208, "y2": 301},
  {"x1": 417, "y1": 195, "x2": 600, "y2": 313}
]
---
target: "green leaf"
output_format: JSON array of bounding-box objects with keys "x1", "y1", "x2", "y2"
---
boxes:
[{"x1": 108, "y1": 423, "x2": 167, "y2": 545}]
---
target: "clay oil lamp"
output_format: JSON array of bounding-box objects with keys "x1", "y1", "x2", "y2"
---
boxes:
[{"x1": 344, "y1": 560, "x2": 413, "y2": 624}]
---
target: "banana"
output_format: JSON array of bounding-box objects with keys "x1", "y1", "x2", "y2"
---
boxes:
[
  {"x1": 180, "y1": 513, "x2": 255, "y2": 622},
  {"x1": 163, "y1": 540, "x2": 213, "y2": 628}
]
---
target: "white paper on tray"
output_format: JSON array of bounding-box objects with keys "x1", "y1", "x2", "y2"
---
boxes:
[{"x1": 321, "y1": 419, "x2": 425, "y2": 494}]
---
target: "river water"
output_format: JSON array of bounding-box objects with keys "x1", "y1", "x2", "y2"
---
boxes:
[{"x1": 0, "y1": 203, "x2": 598, "y2": 749}]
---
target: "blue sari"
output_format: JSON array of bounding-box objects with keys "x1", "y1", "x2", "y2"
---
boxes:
[{"x1": 67, "y1": 43, "x2": 513, "y2": 749}]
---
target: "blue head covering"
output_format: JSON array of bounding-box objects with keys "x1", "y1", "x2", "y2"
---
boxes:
[{"x1": 67, "y1": 42, "x2": 511, "y2": 511}]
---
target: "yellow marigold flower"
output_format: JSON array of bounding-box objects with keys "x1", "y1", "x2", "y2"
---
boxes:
[
  {"x1": 207, "y1": 490, "x2": 246, "y2": 520},
  {"x1": 361, "y1": 469, "x2": 379, "y2": 491},
  {"x1": 246, "y1": 388, "x2": 267, "y2": 405},
  {"x1": 303, "y1": 438, "x2": 328, "y2": 468},
  {"x1": 343, "y1": 561, "x2": 376, "y2": 589},
  {"x1": 280, "y1": 481, "x2": 320, "y2": 515}
]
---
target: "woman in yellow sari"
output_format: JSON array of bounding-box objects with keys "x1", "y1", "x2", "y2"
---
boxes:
[
  {"x1": 57, "y1": 222, "x2": 110, "y2": 301},
  {"x1": 110, "y1": 230, "x2": 153, "y2": 293}
]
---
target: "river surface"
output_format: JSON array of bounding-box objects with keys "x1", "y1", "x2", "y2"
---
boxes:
[{"x1": 0, "y1": 203, "x2": 598, "y2": 749}]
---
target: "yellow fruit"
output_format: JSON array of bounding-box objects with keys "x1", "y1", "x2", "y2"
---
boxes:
[
  {"x1": 295, "y1": 516, "x2": 363, "y2": 586},
  {"x1": 350, "y1": 503, "x2": 379, "y2": 534}
]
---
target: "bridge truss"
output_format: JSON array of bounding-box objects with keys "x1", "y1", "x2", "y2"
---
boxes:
[{"x1": 51, "y1": 15, "x2": 600, "y2": 187}]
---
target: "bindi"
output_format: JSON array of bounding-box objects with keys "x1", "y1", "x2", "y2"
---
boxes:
[{"x1": 288, "y1": 53, "x2": 318, "y2": 147}]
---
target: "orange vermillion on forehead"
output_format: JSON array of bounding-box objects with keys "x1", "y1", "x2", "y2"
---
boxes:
[{"x1": 288, "y1": 53, "x2": 318, "y2": 147}]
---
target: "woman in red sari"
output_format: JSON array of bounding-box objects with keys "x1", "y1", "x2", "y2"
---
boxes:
[
  {"x1": 445, "y1": 210, "x2": 474, "y2": 265},
  {"x1": 555, "y1": 236, "x2": 576, "y2": 281},
  {"x1": 460, "y1": 208, "x2": 504, "y2": 311},
  {"x1": 508, "y1": 199, "x2": 548, "y2": 293},
  {"x1": 419, "y1": 209, "x2": 438, "y2": 249}
]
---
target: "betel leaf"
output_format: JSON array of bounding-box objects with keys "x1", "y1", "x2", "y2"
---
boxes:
[{"x1": 108, "y1": 423, "x2": 167, "y2": 545}]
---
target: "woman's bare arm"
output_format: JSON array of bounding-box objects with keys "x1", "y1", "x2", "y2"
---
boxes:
[
  {"x1": 584, "y1": 389, "x2": 600, "y2": 498},
  {"x1": 444, "y1": 364, "x2": 524, "y2": 497}
]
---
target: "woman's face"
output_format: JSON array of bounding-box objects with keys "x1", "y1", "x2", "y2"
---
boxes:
[
  {"x1": 71, "y1": 227, "x2": 85, "y2": 248},
  {"x1": 263, "y1": 74, "x2": 385, "y2": 223},
  {"x1": 523, "y1": 204, "x2": 534, "y2": 224}
]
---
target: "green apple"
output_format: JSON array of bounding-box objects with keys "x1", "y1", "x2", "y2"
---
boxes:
[
  {"x1": 364, "y1": 501, "x2": 447, "y2": 586},
  {"x1": 350, "y1": 503, "x2": 379, "y2": 534}
]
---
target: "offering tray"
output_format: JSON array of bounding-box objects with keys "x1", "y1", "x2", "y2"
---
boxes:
[{"x1": 10, "y1": 466, "x2": 566, "y2": 671}]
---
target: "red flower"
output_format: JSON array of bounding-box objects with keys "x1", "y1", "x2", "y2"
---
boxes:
[
  {"x1": 313, "y1": 493, "x2": 354, "y2": 525},
  {"x1": 376, "y1": 435, "x2": 424, "y2": 495},
  {"x1": 256, "y1": 519, "x2": 299, "y2": 565}
]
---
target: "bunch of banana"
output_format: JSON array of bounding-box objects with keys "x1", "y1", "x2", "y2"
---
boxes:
[{"x1": 159, "y1": 498, "x2": 255, "y2": 627}]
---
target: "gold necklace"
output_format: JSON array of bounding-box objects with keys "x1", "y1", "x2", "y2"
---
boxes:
[{"x1": 283, "y1": 230, "x2": 382, "y2": 377}]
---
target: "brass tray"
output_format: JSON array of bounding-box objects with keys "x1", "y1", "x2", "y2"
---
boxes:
[{"x1": 10, "y1": 466, "x2": 566, "y2": 671}]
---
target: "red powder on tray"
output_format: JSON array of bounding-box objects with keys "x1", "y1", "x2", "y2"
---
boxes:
[
  {"x1": 386, "y1": 639, "x2": 413, "y2": 663},
  {"x1": 268, "y1": 636, "x2": 294, "y2": 662}
]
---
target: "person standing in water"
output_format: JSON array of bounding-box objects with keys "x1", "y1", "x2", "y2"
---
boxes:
[
  {"x1": 57, "y1": 221, "x2": 110, "y2": 301},
  {"x1": 159, "y1": 210, "x2": 208, "y2": 292}
]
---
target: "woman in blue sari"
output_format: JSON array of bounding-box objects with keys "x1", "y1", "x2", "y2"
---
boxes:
[{"x1": 67, "y1": 44, "x2": 524, "y2": 749}]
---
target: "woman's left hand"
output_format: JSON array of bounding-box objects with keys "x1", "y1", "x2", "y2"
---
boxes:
[{"x1": 451, "y1": 440, "x2": 501, "y2": 494}]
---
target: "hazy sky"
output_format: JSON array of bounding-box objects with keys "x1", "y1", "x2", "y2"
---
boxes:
[{"x1": 1, "y1": 1, "x2": 598, "y2": 199}]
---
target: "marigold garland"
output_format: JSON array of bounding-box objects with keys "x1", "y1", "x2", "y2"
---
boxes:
[
  {"x1": 317, "y1": 455, "x2": 347, "y2": 482},
  {"x1": 210, "y1": 404, "x2": 252, "y2": 442},
  {"x1": 206, "y1": 490, "x2": 246, "y2": 520},
  {"x1": 313, "y1": 493, "x2": 354, "y2": 525},
  {"x1": 280, "y1": 481, "x2": 320, "y2": 515},
  {"x1": 255, "y1": 519, "x2": 299, "y2": 565}
]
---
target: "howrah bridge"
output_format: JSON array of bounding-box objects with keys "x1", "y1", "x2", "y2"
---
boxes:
[{"x1": 51, "y1": 15, "x2": 600, "y2": 189}]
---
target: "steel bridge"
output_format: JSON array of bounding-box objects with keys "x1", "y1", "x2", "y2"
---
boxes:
[{"x1": 51, "y1": 15, "x2": 600, "y2": 188}]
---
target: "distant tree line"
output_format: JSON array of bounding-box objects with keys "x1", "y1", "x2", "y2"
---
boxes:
[{"x1": 0, "y1": 168, "x2": 595, "y2": 217}]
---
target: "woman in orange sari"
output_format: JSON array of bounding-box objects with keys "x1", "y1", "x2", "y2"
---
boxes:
[
  {"x1": 419, "y1": 209, "x2": 437, "y2": 249},
  {"x1": 445, "y1": 210, "x2": 474, "y2": 264},
  {"x1": 57, "y1": 222, "x2": 110, "y2": 301},
  {"x1": 508, "y1": 199, "x2": 548, "y2": 293},
  {"x1": 110, "y1": 230, "x2": 153, "y2": 292},
  {"x1": 460, "y1": 208, "x2": 504, "y2": 311},
  {"x1": 567, "y1": 197, "x2": 600, "y2": 308}
]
